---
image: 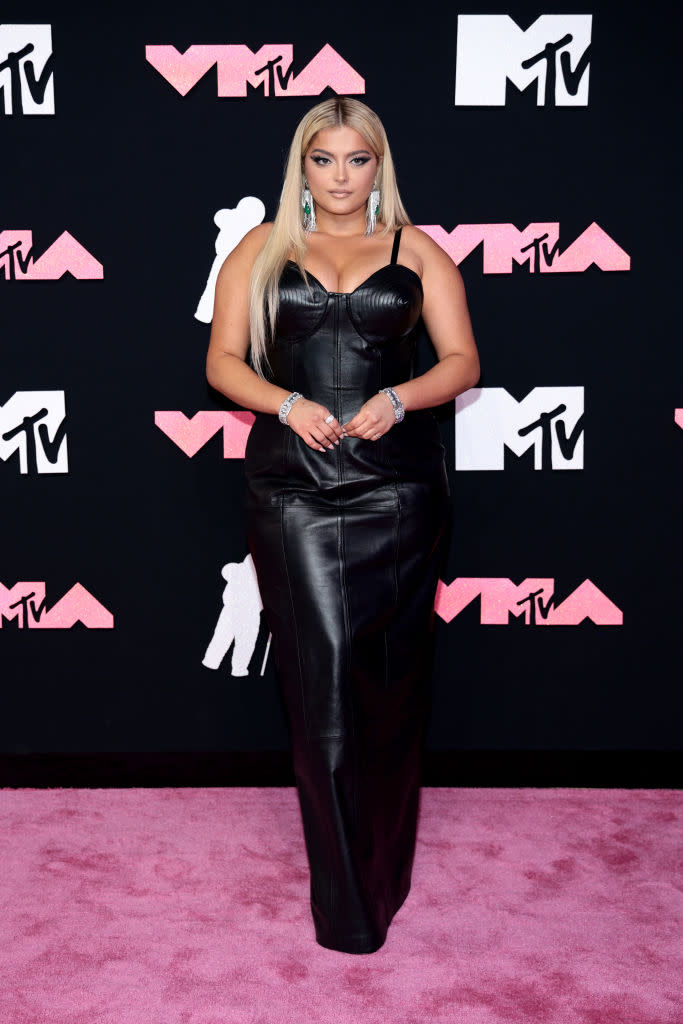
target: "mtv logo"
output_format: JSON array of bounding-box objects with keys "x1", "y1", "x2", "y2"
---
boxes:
[
  {"x1": 455, "y1": 387, "x2": 584, "y2": 470},
  {"x1": 0, "y1": 24, "x2": 54, "y2": 115},
  {"x1": 0, "y1": 391, "x2": 68, "y2": 474},
  {"x1": 455, "y1": 14, "x2": 591, "y2": 107}
]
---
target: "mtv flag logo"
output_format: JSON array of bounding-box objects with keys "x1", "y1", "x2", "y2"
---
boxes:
[
  {"x1": 455, "y1": 387, "x2": 584, "y2": 471},
  {"x1": 455, "y1": 15, "x2": 591, "y2": 107},
  {"x1": 0, "y1": 391, "x2": 68, "y2": 474},
  {"x1": 0, "y1": 24, "x2": 55, "y2": 115}
]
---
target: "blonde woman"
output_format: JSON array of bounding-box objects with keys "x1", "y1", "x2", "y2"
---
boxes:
[{"x1": 206, "y1": 96, "x2": 480, "y2": 954}]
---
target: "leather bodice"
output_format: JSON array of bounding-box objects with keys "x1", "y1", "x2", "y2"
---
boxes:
[
  {"x1": 274, "y1": 260, "x2": 423, "y2": 361},
  {"x1": 244, "y1": 227, "x2": 449, "y2": 507}
]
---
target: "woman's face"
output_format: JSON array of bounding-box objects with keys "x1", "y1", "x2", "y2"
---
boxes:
[{"x1": 303, "y1": 125, "x2": 380, "y2": 222}]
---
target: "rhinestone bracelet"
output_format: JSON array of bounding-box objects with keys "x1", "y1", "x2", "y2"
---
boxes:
[
  {"x1": 378, "y1": 386, "x2": 405, "y2": 423},
  {"x1": 278, "y1": 391, "x2": 304, "y2": 424}
]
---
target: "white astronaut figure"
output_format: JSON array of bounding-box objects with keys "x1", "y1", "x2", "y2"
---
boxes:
[
  {"x1": 203, "y1": 552, "x2": 266, "y2": 676},
  {"x1": 195, "y1": 196, "x2": 266, "y2": 324}
]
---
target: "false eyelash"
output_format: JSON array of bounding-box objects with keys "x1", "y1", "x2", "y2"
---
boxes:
[{"x1": 311, "y1": 156, "x2": 370, "y2": 166}]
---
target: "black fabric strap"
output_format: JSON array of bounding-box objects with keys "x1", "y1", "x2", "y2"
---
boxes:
[{"x1": 390, "y1": 226, "x2": 402, "y2": 264}]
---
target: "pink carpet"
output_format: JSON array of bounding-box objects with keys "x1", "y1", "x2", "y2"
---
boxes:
[{"x1": 0, "y1": 786, "x2": 680, "y2": 1023}]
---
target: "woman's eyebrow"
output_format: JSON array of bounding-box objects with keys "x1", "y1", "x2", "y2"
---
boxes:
[{"x1": 309, "y1": 148, "x2": 372, "y2": 156}]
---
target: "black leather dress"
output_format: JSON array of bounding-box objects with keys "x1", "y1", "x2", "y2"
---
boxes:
[{"x1": 244, "y1": 226, "x2": 452, "y2": 954}]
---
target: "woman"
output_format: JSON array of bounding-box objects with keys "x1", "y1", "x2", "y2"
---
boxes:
[{"x1": 206, "y1": 96, "x2": 480, "y2": 954}]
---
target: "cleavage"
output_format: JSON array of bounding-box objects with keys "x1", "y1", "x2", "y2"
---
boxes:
[
  {"x1": 300, "y1": 262, "x2": 385, "y2": 294},
  {"x1": 288, "y1": 241, "x2": 395, "y2": 294}
]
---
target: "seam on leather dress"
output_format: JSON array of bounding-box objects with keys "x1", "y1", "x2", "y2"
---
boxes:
[{"x1": 278, "y1": 500, "x2": 308, "y2": 740}]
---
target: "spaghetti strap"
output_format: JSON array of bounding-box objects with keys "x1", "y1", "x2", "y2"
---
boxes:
[{"x1": 390, "y1": 226, "x2": 402, "y2": 264}]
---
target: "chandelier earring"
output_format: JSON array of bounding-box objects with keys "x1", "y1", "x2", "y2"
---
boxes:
[
  {"x1": 365, "y1": 180, "x2": 381, "y2": 236},
  {"x1": 301, "y1": 177, "x2": 316, "y2": 234}
]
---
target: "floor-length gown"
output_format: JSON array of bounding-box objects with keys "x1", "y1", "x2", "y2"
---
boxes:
[{"x1": 244, "y1": 226, "x2": 452, "y2": 954}]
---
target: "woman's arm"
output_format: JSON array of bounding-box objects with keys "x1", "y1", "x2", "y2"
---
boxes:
[
  {"x1": 206, "y1": 224, "x2": 345, "y2": 451},
  {"x1": 391, "y1": 225, "x2": 480, "y2": 412},
  {"x1": 205, "y1": 222, "x2": 292, "y2": 414},
  {"x1": 343, "y1": 226, "x2": 479, "y2": 436}
]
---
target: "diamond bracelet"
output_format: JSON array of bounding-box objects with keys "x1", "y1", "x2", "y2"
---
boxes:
[
  {"x1": 378, "y1": 386, "x2": 405, "y2": 423},
  {"x1": 278, "y1": 391, "x2": 304, "y2": 424}
]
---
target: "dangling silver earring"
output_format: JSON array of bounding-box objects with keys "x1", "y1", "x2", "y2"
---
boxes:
[
  {"x1": 365, "y1": 181, "x2": 381, "y2": 236},
  {"x1": 301, "y1": 178, "x2": 316, "y2": 234}
]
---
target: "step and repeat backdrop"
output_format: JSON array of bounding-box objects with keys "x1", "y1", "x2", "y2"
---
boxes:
[{"x1": 1, "y1": 2, "x2": 680, "y2": 774}]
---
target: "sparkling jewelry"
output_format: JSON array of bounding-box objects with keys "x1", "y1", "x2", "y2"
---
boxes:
[
  {"x1": 324, "y1": 414, "x2": 334, "y2": 424},
  {"x1": 378, "y1": 386, "x2": 405, "y2": 423},
  {"x1": 365, "y1": 181, "x2": 381, "y2": 236},
  {"x1": 302, "y1": 178, "x2": 316, "y2": 233},
  {"x1": 279, "y1": 391, "x2": 304, "y2": 424}
]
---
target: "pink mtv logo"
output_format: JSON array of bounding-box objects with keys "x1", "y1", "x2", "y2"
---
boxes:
[
  {"x1": 155, "y1": 410, "x2": 255, "y2": 457},
  {"x1": 0, "y1": 231, "x2": 103, "y2": 280},
  {"x1": 418, "y1": 222, "x2": 630, "y2": 273},
  {"x1": 435, "y1": 578, "x2": 622, "y2": 625},
  {"x1": 145, "y1": 42, "x2": 364, "y2": 97},
  {"x1": 675, "y1": 409, "x2": 683, "y2": 429},
  {"x1": 0, "y1": 582, "x2": 113, "y2": 628}
]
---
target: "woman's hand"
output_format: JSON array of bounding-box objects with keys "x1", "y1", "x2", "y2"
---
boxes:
[
  {"x1": 286, "y1": 398, "x2": 345, "y2": 452},
  {"x1": 341, "y1": 392, "x2": 397, "y2": 440}
]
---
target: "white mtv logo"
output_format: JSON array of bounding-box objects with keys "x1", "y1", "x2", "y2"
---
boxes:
[
  {"x1": 0, "y1": 391, "x2": 68, "y2": 474},
  {"x1": 455, "y1": 14, "x2": 591, "y2": 106},
  {"x1": 0, "y1": 24, "x2": 54, "y2": 115},
  {"x1": 455, "y1": 387, "x2": 584, "y2": 470}
]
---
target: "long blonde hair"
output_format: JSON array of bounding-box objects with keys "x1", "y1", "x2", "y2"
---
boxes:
[{"x1": 247, "y1": 96, "x2": 413, "y2": 380}]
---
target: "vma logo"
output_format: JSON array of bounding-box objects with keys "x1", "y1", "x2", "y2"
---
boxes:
[
  {"x1": 146, "y1": 42, "x2": 363, "y2": 98},
  {"x1": 436, "y1": 578, "x2": 622, "y2": 626},
  {"x1": 155, "y1": 410, "x2": 254, "y2": 458},
  {"x1": 1, "y1": 392, "x2": 68, "y2": 474},
  {"x1": 0, "y1": 230, "x2": 102, "y2": 280},
  {"x1": 455, "y1": 14, "x2": 591, "y2": 107},
  {"x1": 455, "y1": 388, "x2": 584, "y2": 471},
  {"x1": 0, "y1": 24, "x2": 54, "y2": 115},
  {"x1": 421, "y1": 223, "x2": 629, "y2": 274},
  {"x1": 0, "y1": 582, "x2": 113, "y2": 628}
]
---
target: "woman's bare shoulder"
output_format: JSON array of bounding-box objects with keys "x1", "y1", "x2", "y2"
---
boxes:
[
  {"x1": 247, "y1": 220, "x2": 275, "y2": 241},
  {"x1": 236, "y1": 220, "x2": 275, "y2": 257},
  {"x1": 217, "y1": 221, "x2": 275, "y2": 279},
  {"x1": 401, "y1": 223, "x2": 460, "y2": 278},
  {"x1": 400, "y1": 224, "x2": 443, "y2": 258}
]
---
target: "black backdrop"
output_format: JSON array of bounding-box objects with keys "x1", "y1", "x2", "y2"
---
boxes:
[{"x1": 2, "y1": 1, "x2": 680, "y2": 786}]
